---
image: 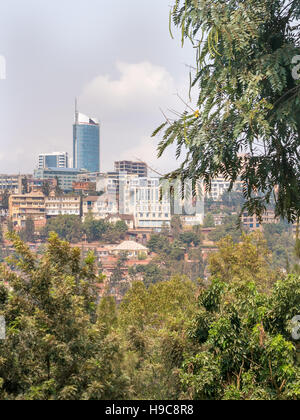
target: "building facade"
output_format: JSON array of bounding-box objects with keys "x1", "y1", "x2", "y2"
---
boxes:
[
  {"x1": 34, "y1": 167, "x2": 87, "y2": 192},
  {"x1": 242, "y1": 210, "x2": 279, "y2": 231},
  {"x1": 73, "y1": 110, "x2": 100, "y2": 173},
  {"x1": 0, "y1": 174, "x2": 31, "y2": 194},
  {"x1": 82, "y1": 194, "x2": 118, "y2": 221},
  {"x1": 9, "y1": 192, "x2": 45, "y2": 228},
  {"x1": 114, "y1": 161, "x2": 148, "y2": 177},
  {"x1": 120, "y1": 176, "x2": 172, "y2": 229},
  {"x1": 45, "y1": 194, "x2": 81, "y2": 217},
  {"x1": 38, "y1": 152, "x2": 69, "y2": 169}
]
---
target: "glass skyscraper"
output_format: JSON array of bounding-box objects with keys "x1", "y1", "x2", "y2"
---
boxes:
[{"x1": 73, "y1": 108, "x2": 100, "y2": 173}]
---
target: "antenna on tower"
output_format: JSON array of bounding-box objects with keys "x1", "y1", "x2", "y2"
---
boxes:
[{"x1": 75, "y1": 97, "x2": 79, "y2": 124}]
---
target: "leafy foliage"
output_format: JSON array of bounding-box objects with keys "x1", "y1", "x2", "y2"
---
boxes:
[
  {"x1": 180, "y1": 237, "x2": 300, "y2": 400},
  {"x1": 0, "y1": 233, "x2": 128, "y2": 400},
  {"x1": 154, "y1": 0, "x2": 300, "y2": 222}
]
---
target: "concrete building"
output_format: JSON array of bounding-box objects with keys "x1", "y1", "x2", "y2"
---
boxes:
[
  {"x1": 206, "y1": 176, "x2": 243, "y2": 201},
  {"x1": 38, "y1": 152, "x2": 69, "y2": 169},
  {"x1": 119, "y1": 176, "x2": 172, "y2": 229},
  {"x1": 0, "y1": 174, "x2": 31, "y2": 194},
  {"x1": 34, "y1": 167, "x2": 87, "y2": 192},
  {"x1": 82, "y1": 194, "x2": 118, "y2": 220},
  {"x1": 242, "y1": 210, "x2": 279, "y2": 231},
  {"x1": 72, "y1": 181, "x2": 96, "y2": 194},
  {"x1": 45, "y1": 194, "x2": 81, "y2": 217},
  {"x1": 9, "y1": 192, "x2": 45, "y2": 228},
  {"x1": 111, "y1": 241, "x2": 149, "y2": 258},
  {"x1": 114, "y1": 161, "x2": 148, "y2": 177}
]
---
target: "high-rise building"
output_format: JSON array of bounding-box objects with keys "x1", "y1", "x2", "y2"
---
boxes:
[
  {"x1": 38, "y1": 152, "x2": 69, "y2": 169},
  {"x1": 73, "y1": 102, "x2": 100, "y2": 173},
  {"x1": 114, "y1": 160, "x2": 147, "y2": 177}
]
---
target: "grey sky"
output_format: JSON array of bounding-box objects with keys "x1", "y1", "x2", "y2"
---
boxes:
[{"x1": 0, "y1": 0, "x2": 195, "y2": 174}]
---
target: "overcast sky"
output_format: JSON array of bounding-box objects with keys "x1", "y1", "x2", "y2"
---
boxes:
[{"x1": 0, "y1": 0, "x2": 195, "y2": 175}]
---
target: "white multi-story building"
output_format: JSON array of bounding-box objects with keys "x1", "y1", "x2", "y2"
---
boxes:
[
  {"x1": 83, "y1": 174, "x2": 204, "y2": 230},
  {"x1": 121, "y1": 177, "x2": 172, "y2": 229},
  {"x1": 206, "y1": 176, "x2": 243, "y2": 201},
  {"x1": 82, "y1": 193, "x2": 118, "y2": 221},
  {"x1": 45, "y1": 194, "x2": 81, "y2": 217},
  {"x1": 38, "y1": 152, "x2": 69, "y2": 169}
]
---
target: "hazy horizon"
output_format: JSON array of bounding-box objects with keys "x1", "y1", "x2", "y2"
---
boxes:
[{"x1": 0, "y1": 0, "x2": 195, "y2": 175}]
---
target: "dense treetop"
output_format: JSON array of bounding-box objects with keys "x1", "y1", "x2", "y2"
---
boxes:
[{"x1": 154, "y1": 0, "x2": 300, "y2": 223}]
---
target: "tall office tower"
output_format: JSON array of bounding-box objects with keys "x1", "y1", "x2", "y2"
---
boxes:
[
  {"x1": 73, "y1": 101, "x2": 100, "y2": 173},
  {"x1": 38, "y1": 152, "x2": 69, "y2": 169},
  {"x1": 114, "y1": 160, "x2": 148, "y2": 177}
]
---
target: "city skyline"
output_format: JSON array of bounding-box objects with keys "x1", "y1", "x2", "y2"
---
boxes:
[{"x1": 0, "y1": 0, "x2": 194, "y2": 175}]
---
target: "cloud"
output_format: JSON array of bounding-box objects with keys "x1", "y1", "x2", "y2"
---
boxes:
[
  {"x1": 79, "y1": 61, "x2": 189, "y2": 173},
  {"x1": 81, "y1": 61, "x2": 178, "y2": 113}
]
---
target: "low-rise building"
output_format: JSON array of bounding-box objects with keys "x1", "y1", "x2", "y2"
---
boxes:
[
  {"x1": 72, "y1": 181, "x2": 96, "y2": 194},
  {"x1": 82, "y1": 194, "x2": 118, "y2": 220},
  {"x1": 242, "y1": 210, "x2": 279, "y2": 231},
  {"x1": 34, "y1": 167, "x2": 88, "y2": 192},
  {"x1": 9, "y1": 192, "x2": 45, "y2": 228},
  {"x1": 45, "y1": 193, "x2": 81, "y2": 217},
  {"x1": 111, "y1": 241, "x2": 149, "y2": 258},
  {"x1": 0, "y1": 174, "x2": 32, "y2": 194},
  {"x1": 105, "y1": 214, "x2": 135, "y2": 229}
]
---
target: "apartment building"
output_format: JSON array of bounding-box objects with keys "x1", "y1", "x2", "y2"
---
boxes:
[
  {"x1": 82, "y1": 194, "x2": 118, "y2": 220},
  {"x1": 38, "y1": 152, "x2": 69, "y2": 169},
  {"x1": 34, "y1": 167, "x2": 88, "y2": 192},
  {"x1": 45, "y1": 194, "x2": 81, "y2": 217},
  {"x1": 9, "y1": 192, "x2": 45, "y2": 228},
  {"x1": 0, "y1": 174, "x2": 31, "y2": 194},
  {"x1": 121, "y1": 176, "x2": 172, "y2": 229},
  {"x1": 206, "y1": 176, "x2": 243, "y2": 201},
  {"x1": 72, "y1": 181, "x2": 96, "y2": 194},
  {"x1": 114, "y1": 160, "x2": 148, "y2": 178},
  {"x1": 242, "y1": 210, "x2": 279, "y2": 231}
]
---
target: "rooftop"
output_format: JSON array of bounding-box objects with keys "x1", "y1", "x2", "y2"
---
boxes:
[{"x1": 112, "y1": 241, "x2": 148, "y2": 252}]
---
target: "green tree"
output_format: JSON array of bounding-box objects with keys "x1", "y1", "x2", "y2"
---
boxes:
[
  {"x1": 42, "y1": 215, "x2": 83, "y2": 243},
  {"x1": 147, "y1": 234, "x2": 171, "y2": 255},
  {"x1": 179, "y1": 234, "x2": 300, "y2": 400},
  {"x1": 104, "y1": 221, "x2": 128, "y2": 243},
  {"x1": 221, "y1": 191, "x2": 245, "y2": 210},
  {"x1": 263, "y1": 222, "x2": 295, "y2": 271},
  {"x1": 129, "y1": 263, "x2": 164, "y2": 287},
  {"x1": 208, "y1": 215, "x2": 244, "y2": 243},
  {"x1": 83, "y1": 213, "x2": 108, "y2": 243},
  {"x1": 179, "y1": 231, "x2": 202, "y2": 247},
  {"x1": 171, "y1": 215, "x2": 183, "y2": 238},
  {"x1": 21, "y1": 176, "x2": 28, "y2": 194},
  {"x1": 1, "y1": 190, "x2": 10, "y2": 211},
  {"x1": 42, "y1": 180, "x2": 51, "y2": 197},
  {"x1": 20, "y1": 217, "x2": 35, "y2": 243},
  {"x1": 0, "y1": 233, "x2": 128, "y2": 400},
  {"x1": 208, "y1": 232, "x2": 280, "y2": 292},
  {"x1": 119, "y1": 277, "x2": 198, "y2": 399},
  {"x1": 203, "y1": 213, "x2": 215, "y2": 228},
  {"x1": 109, "y1": 254, "x2": 129, "y2": 297},
  {"x1": 154, "y1": 0, "x2": 300, "y2": 223}
]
